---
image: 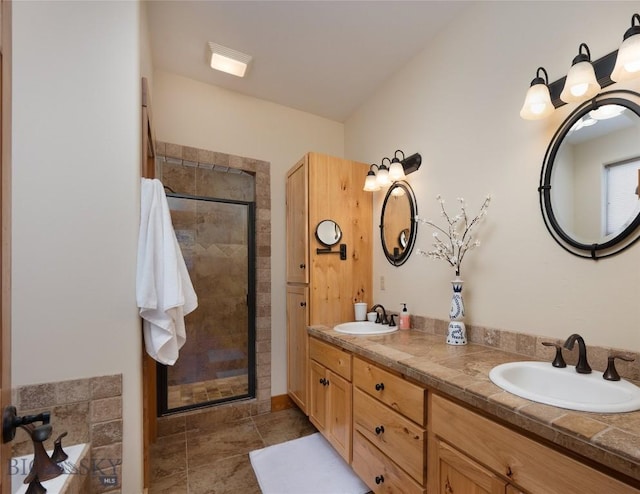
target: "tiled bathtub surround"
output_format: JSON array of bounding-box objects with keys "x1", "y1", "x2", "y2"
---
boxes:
[
  {"x1": 11, "y1": 374, "x2": 122, "y2": 493},
  {"x1": 155, "y1": 141, "x2": 272, "y2": 415}
]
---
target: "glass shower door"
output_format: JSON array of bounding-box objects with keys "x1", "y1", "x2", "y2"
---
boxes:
[{"x1": 157, "y1": 193, "x2": 256, "y2": 414}]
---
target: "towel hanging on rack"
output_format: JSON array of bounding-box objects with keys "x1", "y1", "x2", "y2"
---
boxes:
[{"x1": 136, "y1": 178, "x2": 198, "y2": 365}]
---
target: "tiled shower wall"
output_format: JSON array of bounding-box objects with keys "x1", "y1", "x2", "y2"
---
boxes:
[
  {"x1": 12, "y1": 374, "x2": 122, "y2": 493},
  {"x1": 155, "y1": 141, "x2": 272, "y2": 417}
]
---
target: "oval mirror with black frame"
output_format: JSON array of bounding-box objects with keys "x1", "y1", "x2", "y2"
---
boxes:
[
  {"x1": 540, "y1": 89, "x2": 640, "y2": 259},
  {"x1": 380, "y1": 181, "x2": 418, "y2": 266},
  {"x1": 315, "y1": 219, "x2": 342, "y2": 247}
]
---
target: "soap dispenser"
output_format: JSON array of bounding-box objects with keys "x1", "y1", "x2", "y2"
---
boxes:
[{"x1": 399, "y1": 303, "x2": 410, "y2": 330}]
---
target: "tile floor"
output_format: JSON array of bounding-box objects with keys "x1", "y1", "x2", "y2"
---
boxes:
[
  {"x1": 168, "y1": 375, "x2": 250, "y2": 409},
  {"x1": 149, "y1": 406, "x2": 317, "y2": 493}
]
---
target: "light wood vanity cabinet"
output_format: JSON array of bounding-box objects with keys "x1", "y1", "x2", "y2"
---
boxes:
[
  {"x1": 286, "y1": 152, "x2": 372, "y2": 414},
  {"x1": 286, "y1": 285, "x2": 308, "y2": 413},
  {"x1": 309, "y1": 337, "x2": 353, "y2": 462},
  {"x1": 430, "y1": 394, "x2": 640, "y2": 494},
  {"x1": 352, "y1": 356, "x2": 427, "y2": 493}
]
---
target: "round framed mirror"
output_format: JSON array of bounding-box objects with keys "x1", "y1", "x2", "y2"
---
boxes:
[
  {"x1": 315, "y1": 219, "x2": 342, "y2": 247},
  {"x1": 540, "y1": 89, "x2": 640, "y2": 259},
  {"x1": 380, "y1": 181, "x2": 418, "y2": 266}
]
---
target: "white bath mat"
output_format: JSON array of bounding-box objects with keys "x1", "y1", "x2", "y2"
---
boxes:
[{"x1": 249, "y1": 432, "x2": 369, "y2": 494}]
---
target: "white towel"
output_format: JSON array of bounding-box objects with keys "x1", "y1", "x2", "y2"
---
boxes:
[{"x1": 136, "y1": 178, "x2": 198, "y2": 365}]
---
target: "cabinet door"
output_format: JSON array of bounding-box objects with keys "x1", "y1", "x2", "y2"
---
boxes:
[
  {"x1": 436, "y1": 440, "x2": 506, "y2": 494},
  {"x1": 326, "y1": 370, "x2": 352, "y2": 462},
  {"x1": 286, "y1": 158, "x2": 308, "y2": 284},
  {"x1": 309, "y1": 359, "x2": 327, "y2": 431},
  {"x1": 286, "y1": 285, "x2": 309, "y2": 413}
]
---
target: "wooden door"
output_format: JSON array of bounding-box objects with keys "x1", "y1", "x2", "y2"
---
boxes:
[
  {"x1": 285, "y1": 157, "x2": 308, "y2": 284},
  {"x1": 326, "y1": 370, "x2": 351, "y2": 462},
  {"x1": 286, "y1": 284, "x2": 308, "y2": 413},
  {"x1": 436, "y1": 440, "x2": 506, "y2": 494},
  {"x1": 0, "y1": 1, "x2": 11, "y2": 491},
  {"x1": 308, "y1": 360, "x2": 327, "y2": 432}
]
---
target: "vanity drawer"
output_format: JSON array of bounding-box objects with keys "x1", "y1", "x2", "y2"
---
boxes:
[
  {"x1": 353, "y1": 356, "x2": 425, "y2": 426},
  {"x1": 309, "y1": 337, "x2": 352, "y2": 380},
  {"x1": 353, "y1": 388, "x2": 426, "y2": 485},
  {"x1": 431, "y1": 394, "x2": 640, "y2": 494},
  {"x1": 352, "y1": 430, "x2": 425, "y2": 494}
]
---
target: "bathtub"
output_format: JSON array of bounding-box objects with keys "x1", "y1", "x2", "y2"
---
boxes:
[{"x1": 11, "y1": 443, "x2": 90, "y2": 494}]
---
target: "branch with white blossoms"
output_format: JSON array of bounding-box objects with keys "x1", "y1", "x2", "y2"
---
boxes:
[{"x1": 416, "y1": 194, "x2": 491, "y2": 277}]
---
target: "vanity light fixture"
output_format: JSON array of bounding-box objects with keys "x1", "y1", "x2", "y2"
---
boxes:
[
  {"x1": 376, "y1": 158, "x2": 391, "y2": 187},
  {"x1": 520, "y1": 67, "x2": 554, "y2": 120},
  {"x1": 521, "y1": 12, "x2": 640, "y2": 120},
  {"x1": 611, "y1": 14, "x2": 640, "y2": 82},
  {"x1": 389, "y1": 150, "x2": 407, "y2": 181},
  {"x1": 208, "y1": 42, "x2": 252, "y2": 77},
  {"x1": 362, "y1": 150, "x2": 422, "y2": 192},
  {"x1": 560, "y1": 44, "x2": 601, "y2": 103}
]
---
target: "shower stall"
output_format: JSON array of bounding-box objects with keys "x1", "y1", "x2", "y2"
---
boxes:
[{"x1": 156, "y1": 156, "x2": 256, "y2": 414}]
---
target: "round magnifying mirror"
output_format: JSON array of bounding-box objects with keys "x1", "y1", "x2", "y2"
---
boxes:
[
  {"x1": 540, "y1": 89, "x2": 640, "y2": 258},
  {"x1": 315, "y1": 219, "x2": 342, "y2": 247},
  {"x1": 380, "y1": 181, "x2": 418, "y2": 266}
]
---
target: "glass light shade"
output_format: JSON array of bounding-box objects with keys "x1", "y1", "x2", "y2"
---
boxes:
[
  {"x1": 376, "y1": 167, "x2": 390, "y2": 186},
  {"x1": 611, "y1": 32, "x2": 640, "y2": 82},
  {"x1": 520, "y1": 83, "x2": 554, "y2": 120},
  {"x1": 560, "y1": 61, "x2": 601, "y2": 103},
  {"x1": 363, "y1": 172, "x2": 380, "y2": 192},
  {"x1": 391, "y1": 186, "x2": 405, "y2": 197},
  {"x1": 389, "y1": 161, "x2": 406, "y2": 181}
]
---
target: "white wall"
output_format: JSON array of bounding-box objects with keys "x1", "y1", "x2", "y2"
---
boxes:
[
  {"x1": 346, "y1": 1, "x2": 640, "y2": 351},
  {"x1": 152, "y1": 70, "x2": 344, "y2": 395},
  {"x1": 12, "y1": 2, "x2": 143, "y2": 492}
]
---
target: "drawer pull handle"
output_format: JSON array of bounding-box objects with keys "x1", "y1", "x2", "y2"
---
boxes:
[
  {"x1": 375, "y1": 475, "x2": 384, "y2": 485},
  {"x1": 299, "y1": 263, "x2": 306, "y2": 269},
  {"x1": 375, "y1": 382, "x2": 385, "y2": 391},
  {"x1": 506, "y1": 466, "x2": 513, "y2": 478},
  {"x1": 300, "y1": 302, "x2": 307, "y2": 307},
  {"x1": 375, "y1": 425, "x2": 385, "y2": 435},
  {"x1": 319, "y1": 378, "x2": 329, "y2": 386}
]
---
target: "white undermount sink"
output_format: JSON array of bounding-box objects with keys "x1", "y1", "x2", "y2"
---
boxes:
[
  {"x1": 489, "y1": 361, "x2": 640, "y2": 413},
  {"x1": 334, "y1": 321, "x2": 398, "y2": 335}
]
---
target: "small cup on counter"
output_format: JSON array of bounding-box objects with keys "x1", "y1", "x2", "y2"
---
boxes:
[
  {"x1": 354, "y1": 302, "x2": 367, "y2": 321},
  {"x1": 367, "y1": 312, "x2": 377, "y2": 322}
]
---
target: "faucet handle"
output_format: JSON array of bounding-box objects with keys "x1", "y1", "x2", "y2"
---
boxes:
[
  {"x1": 603, "y1": 354, "x2": 635, "y2": 381},
  {"x1": 541, "y1": 341, "x2": 567, "y2": 368}
]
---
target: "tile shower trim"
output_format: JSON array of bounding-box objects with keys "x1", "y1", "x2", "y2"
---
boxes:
[{"x1": 155, "y1": 141, "x2": 272, "y2": 418}]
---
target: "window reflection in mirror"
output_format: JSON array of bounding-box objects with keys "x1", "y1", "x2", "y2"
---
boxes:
[
  {"x1": 550, "y1": 102, "x2": 640, "y2": 243},
  {"x1": 380, "y1": 181, "x2": 417, "y2": 266}
]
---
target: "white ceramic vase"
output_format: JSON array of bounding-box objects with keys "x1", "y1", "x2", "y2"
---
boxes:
[{"x1": 447, "y1": 276, "x2": 467, "y2": 345}]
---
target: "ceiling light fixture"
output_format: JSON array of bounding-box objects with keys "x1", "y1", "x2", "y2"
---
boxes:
[
  {"x1": 560, "y1": 43, "x2": 601, "y2": 103},
  {"x1": 207, "y1": 42, "x2": 252, "y2": 77},
  {"x1": 521, "y1": 12, "x2": 640, "y2": 120},
  {"x1": 363, "y1": 150, "x2": 422, "y2": 192}
]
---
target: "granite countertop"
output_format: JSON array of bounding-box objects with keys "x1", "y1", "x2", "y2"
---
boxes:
[{"x1": 308, "y1": 324, "x2": 640, "y2": 485}]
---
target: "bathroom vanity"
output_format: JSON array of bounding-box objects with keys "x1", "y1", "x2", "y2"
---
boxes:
[{"x1": 307, "y1": 328, "x2": 640, "y2": 494}]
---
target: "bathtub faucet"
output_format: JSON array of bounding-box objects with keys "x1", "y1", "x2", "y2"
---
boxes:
[{"x1": 1, "y1": 406, "x2": 64, "y2": 484}]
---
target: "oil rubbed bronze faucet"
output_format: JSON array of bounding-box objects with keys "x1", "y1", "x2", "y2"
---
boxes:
[
  {"x1": 563, "y1": 333, "x2": 592, "y2": 374},
  {"x1": 370, "y1": 304, "x2": 389, "y2": 325}
]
